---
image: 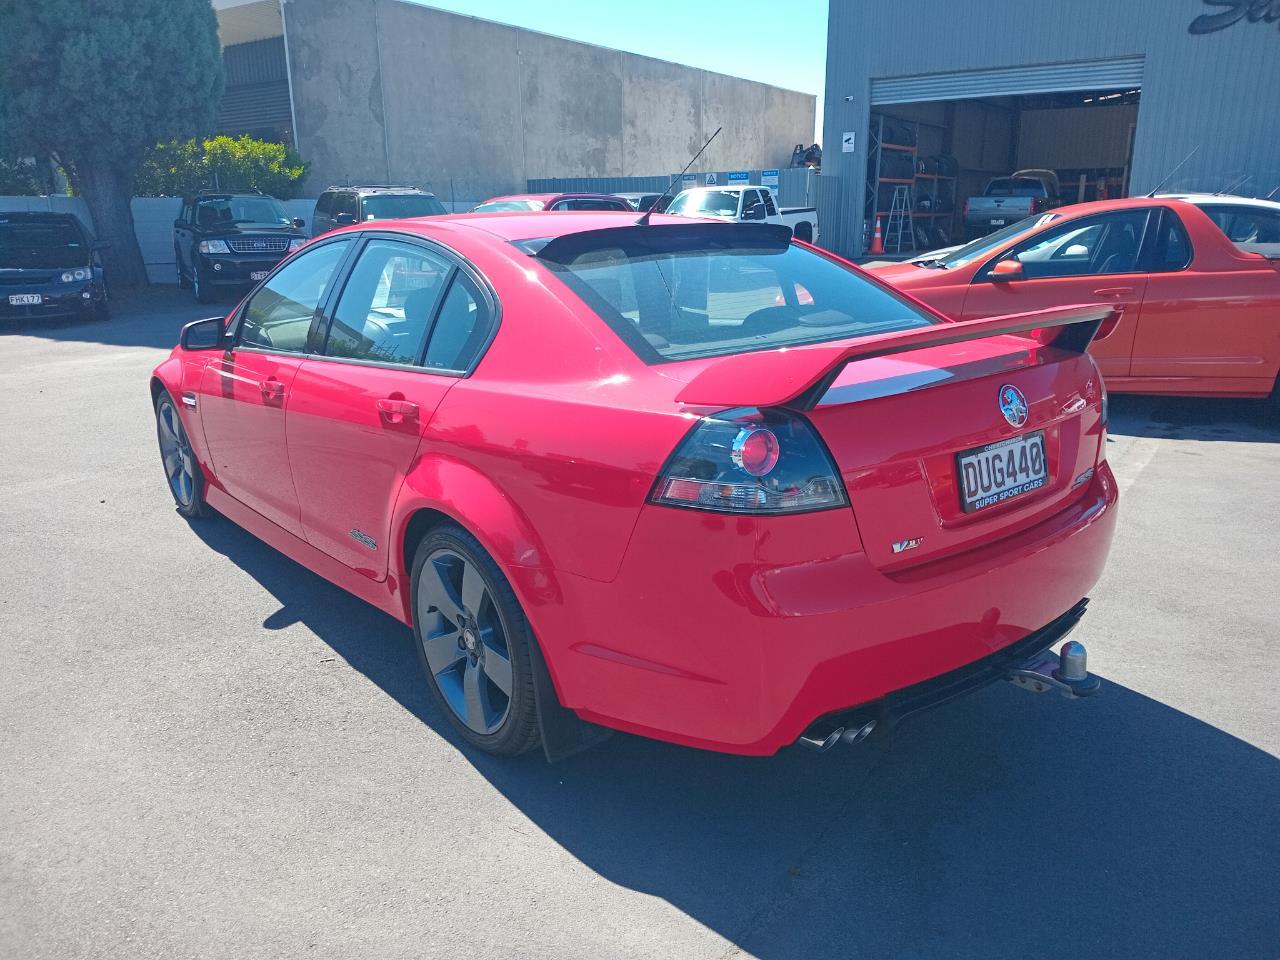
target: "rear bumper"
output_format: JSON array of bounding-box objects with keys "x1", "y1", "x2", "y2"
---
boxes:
[{"x1": 538, "y1": 461, "x2": 1118, "y2": 755}]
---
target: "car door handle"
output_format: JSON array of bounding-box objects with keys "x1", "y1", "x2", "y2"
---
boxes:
[
  {"x1": 376, "y1": 397, "x2": 418, "y2": 424},
  {"x1": 259, "y1": 378, "x2": 286, "y2": 401},
  {"x1": 1093, "y1": 287, "x2": 1135, "y2": 298}
]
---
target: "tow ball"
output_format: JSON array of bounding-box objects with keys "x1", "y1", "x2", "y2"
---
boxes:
[{"x1": 1006, "y1": 640, "x2": 1102, "y2": 698}]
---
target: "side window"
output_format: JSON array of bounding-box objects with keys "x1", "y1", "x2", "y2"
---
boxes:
[
  {"x1": 423, "y1": 272, "x2": 493, "y2": 372},
  {"x1": 991, "y1": 210, "x2": 1150, "y2": 280},
  {"x1": 338, "y1": 193, "x2": 360, "y2": 219},
  {"x1": 238, "y1": 240, "x2": 351, "y2": 353},
  {"x1": 763, "y1": 191, "x2": 778, "y2": 216},
  {"x1": 322, "y1": 239, "x2": 451, "y2": 364},
  {"x1": 1149, "y1": 209, "x2": 1193, "y2": 272},
  {"x1": 1198, "y1": 204, "x2": 1280, "y2": 245},
  {"x1": 314, "y1": 192, "x2": 333, "y2": 219},
  {"x1": 179, "y1": 200, "x2": 191, "y2": 224}
]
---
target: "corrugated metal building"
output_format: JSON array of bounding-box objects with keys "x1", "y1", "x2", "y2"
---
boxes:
[
  {"x1": 819, "y1": 0, "x2": 1280, "y2": 257},
  {"x1": 212, "y1": 0, "x2": 815, "y2": 206}
]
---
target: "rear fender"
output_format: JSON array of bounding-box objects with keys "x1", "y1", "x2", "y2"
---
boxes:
[{"x1": 392, "y1": 455, "x2": 562, "y2": 623}]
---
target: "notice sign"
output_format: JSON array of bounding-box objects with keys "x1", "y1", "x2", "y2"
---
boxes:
[
  {"x1": 761, "y1": 168, "x2": 780, "y2": 189},
  {"x1": 728, "y1": 170, "x2": 749, "y2": 184},
  {"x1": 842, "y1": 131, "x2": 855, "y2": 152},
  {"x1": 681, "y1": 173, "x2": 697, "y2": 190}
]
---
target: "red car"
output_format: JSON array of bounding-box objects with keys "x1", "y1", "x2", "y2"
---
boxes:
[
  {"x1": 868, "y1": 196, "x2": 1280, "y2": 400},
  {"x1": 151, "y1": 213, "x2": 1116, "y2": 758},
  {"x1": 470, "y1": 193, "x2": 633, "y2": 213}
]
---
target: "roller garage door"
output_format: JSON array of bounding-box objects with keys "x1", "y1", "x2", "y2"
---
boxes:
[{"x1": 871, "y1": 57, "x2": 1145, "y2": 105}]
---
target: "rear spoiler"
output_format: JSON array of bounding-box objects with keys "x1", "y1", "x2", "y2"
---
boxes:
[{"x1": 675, "y1": 303, "x2": 1119, "y2": 409}]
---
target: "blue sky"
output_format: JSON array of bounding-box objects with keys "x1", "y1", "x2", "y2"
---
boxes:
[{"x1": 407, "y1": 0, "x2": 828, "y2": 141}]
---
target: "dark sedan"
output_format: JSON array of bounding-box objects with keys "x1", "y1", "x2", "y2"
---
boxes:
[{"x1": 0, "y1": 212, "x2": 109, "y2": 322}]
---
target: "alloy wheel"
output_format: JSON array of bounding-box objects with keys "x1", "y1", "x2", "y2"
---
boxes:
[
  {"x1": 156, "y1": 398, "x2": 196, "y2": 507},
  {"x1": 416, "y1": 548, "x2": 514, "y2": 735}
]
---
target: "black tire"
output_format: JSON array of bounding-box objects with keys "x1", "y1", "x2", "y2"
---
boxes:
[
  {"x1": 410, "y1": 523, "x2": 540, "y2": 756},
  {"x1": 154, "y1": 389, "x2": 207, "y2": 519},
  {"x1": 93, "y1": 287, "x2": 110, "y2": 322},
  {"x1": 192, "y1": 262, "x2": 214, "y2": 304}
]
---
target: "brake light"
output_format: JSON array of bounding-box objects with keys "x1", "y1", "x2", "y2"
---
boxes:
[
  {"x1": 963, "y1": 199, "x2": 970, "y2": 215},
  {"x1": 1031, "y1": 197, "x2": 1046, "y2": 214},
  {"x1": 650, "y1": 409, "x2": 847, "y2": 514}
]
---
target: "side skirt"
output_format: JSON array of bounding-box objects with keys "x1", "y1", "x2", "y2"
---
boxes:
[{"x1": 204, "y1": 486, "x2": 411, "y2": 625}]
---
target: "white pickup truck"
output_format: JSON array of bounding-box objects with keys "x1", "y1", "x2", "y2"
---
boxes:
[{"x1": 666, "y1": 185, "x2": 818, "y2": 243}]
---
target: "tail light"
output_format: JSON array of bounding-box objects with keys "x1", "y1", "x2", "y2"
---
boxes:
[
  {"x1": 650, "y1": 408, "x2": 847, "y2": 514},
  {"x1": 1031, "y1": 197, "x2": 1047, "y2": 214},
  {"x1": 962, "y1": 199, "x2": 970, "y2": 215}
]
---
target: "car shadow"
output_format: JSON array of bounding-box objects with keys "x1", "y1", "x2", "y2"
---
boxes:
[
  {"x1": 0, "y1": 285, "x2": 226, "y2": 351},
  {"x1": 1109, "y1": 393, "x2": 1280, "y2": 443},
  {"x1": 186, "y1": 510, "x2": 1279, "y2": 960}
]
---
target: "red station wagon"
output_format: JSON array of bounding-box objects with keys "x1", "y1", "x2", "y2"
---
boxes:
[{"x1": 151, "y1": 213, "x2": 1116, "y2": 758}]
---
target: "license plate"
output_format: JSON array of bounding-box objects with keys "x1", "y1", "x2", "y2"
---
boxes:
[
  {"x1": 957, "y1": 430, "x2": 1047, "y2": 513},
  {"x1": 249, "y1": 270, "x2": 269, "y2": 281},
  {"x1": 8, "y1": 294, "x2": 42, "y2": 305},
  {"x1": 990, "y1": 219, "x2": 1006, "y2": 226}
]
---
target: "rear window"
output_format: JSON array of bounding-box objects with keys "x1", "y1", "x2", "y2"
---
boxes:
[
  {"x1": 986, "y1": 178, "x2": 1049, "y2": 197},
  {"x1": 533, "y1": 223, "x2": 935, "y2": 363},
  {"x1": 361, "y1": 194, "x2": 447, "y2": 220},
  {"x1": 473, "y1": 199, "x2": 543, "y2": 213}
]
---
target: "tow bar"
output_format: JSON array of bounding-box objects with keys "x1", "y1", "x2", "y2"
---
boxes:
[
  {"x1": 1006, "y1": 640, "x2": 1101, "y2": 699},
  {"x1": 794, "y1": 601, "x2": 1102, "y2": 753}
]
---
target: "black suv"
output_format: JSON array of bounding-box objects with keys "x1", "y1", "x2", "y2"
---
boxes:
[
  {"x1": 311, "y1": 185, "x2": 446, "y2": 237},
  {"x1": 173, "y1": 192, "x2": 307, "y2": 302},
  {"x1": 0, "y1": 212, "x2": 110, "y2": 322}
]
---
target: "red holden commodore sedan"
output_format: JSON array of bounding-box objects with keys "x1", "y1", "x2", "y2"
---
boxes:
[{"x1": 151, "y1": 212, "x2": 1117, "y2": 758}]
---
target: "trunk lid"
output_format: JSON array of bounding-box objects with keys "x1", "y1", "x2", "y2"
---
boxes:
[
  {"x1": 672, "y1": 304, "x2": 1114, "y2": 570},
  {"x1": 807, "y1": 338, "x2": 1104, "y2": 570}
]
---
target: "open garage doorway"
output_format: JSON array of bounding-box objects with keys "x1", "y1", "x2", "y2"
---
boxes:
[{"x1": 864, "y1": 58, "x2": 1143, "y2": 254}]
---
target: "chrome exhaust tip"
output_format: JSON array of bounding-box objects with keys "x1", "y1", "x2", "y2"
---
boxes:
[
  {"x1": 840, "y1": 718, "x2": 877, "y2": 745},
  {"x1": 796, "y1": 726, "x2": 845, "y2": 752}
]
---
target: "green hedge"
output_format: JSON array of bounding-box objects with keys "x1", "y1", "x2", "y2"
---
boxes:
[{"x1": 136, "y1": 135, "x2": 308, "y2": 199}]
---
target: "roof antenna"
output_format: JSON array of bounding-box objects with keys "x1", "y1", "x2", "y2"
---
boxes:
[
  {"x1": 1215, "y1": 174, "x2": 1251, "y2": 196},
  {"x1": 637, "y1": 126, "x2": 721, "y2": 226},
  {"x1": 1145, "y1": 146, "x2": 1199, "y2": 198}
]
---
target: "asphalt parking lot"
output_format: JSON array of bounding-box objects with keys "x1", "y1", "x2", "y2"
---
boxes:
[{"x1": 2, "y1": 289, "x2": 1278, "y2": 960}]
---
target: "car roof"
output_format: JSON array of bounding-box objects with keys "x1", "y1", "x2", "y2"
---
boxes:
[
  {"x1": 1157, "y1": 193, "x2": 1280, "y2": 211},
  {"x1": 480, "y1": 193, "x2": 630, "y2": 205},
  {"x1": 0, "y1": 211, "x2": 81, "y2": 222},
  {"x1": 327, "y1": 185, "x2": 435, "y2": 195},
  {"x1": 192, "y1": 192, "x2": 278, "y2": 200}
]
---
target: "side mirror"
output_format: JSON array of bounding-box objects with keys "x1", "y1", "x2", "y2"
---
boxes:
[
  {"x1": 180, "y1": 316, "x2": 229, "y2": 351},
  {"x1": 334, "y1": 212, "x2": 357, "y2": 226},
  {"x1": 991, "y1": 258, "x2": 1025, "y2": 282},
  {"x1": 291, "y1": 217, "x2": 306, "y2": 229}
]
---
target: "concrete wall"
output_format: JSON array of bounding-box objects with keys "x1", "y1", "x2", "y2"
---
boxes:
[
  {"x1": 821, "y1": 0, "x2": 1280, "y2": 256},
  {"x1": 281, "y1": 0, "x2": 815, "y2": 205}
]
